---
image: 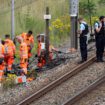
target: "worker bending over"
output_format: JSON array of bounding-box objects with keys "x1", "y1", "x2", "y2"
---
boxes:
[
  {"x1": 37, "y1": 35, "x2": 45, "y2": 68},
  {"x1": 37, "y1": 35, "x2": 58, "y2": 68},
  {"x1": 16, "y1": 36, "x2": 28, "y2": 75},
  {"x1": 19, "y1": 30, "x2": 34, "y2": 60}
]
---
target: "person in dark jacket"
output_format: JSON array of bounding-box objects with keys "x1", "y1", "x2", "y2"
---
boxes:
[
  {"x1": 78, "y1": 17, "x2": 89, "y2": 63},
  {"x1": 94, "y1": 16, "x2": 105, "y2": 62}
]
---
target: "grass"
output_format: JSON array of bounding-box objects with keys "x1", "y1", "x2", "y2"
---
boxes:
[
  {"x1": 0, "y1": 0, "x2": 69, "y2": 34},
  {"x1": 0, "y1": 0, "x2": 70, "y2": 48}
]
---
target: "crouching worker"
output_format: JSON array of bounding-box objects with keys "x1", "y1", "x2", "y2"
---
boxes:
[
  {"x1": 36, "y1": 34, "x2": 59, "y2": 68},
  {"x1": 18, "y1": 31, "x2": 34, "y2": 60},
  {"x1": 16, "y1": 36, "x2": 28, "y2": 75},
  {"x1": 37, "y1": 35, "x2": 46, "y2": 68},
  {"x1": 0, "y1": 39, "x2": 5, "y2": 82}
]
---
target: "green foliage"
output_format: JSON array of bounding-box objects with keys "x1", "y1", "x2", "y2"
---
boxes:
[
  {"x1": 27, "y1": 69, "x2": 37, "y2": 79},
  {"x1": 2, "y1": 74, "x2": 16, "y2": 90},
  {"x1": 79, "y1": 1, "x2": 97, "y2": 16},
  {"x1": 49, "y1": 15, "x2": 70, "y2": 46},
  {"x1": 98, "y1": 0, "x2": 105, "y2": 5}
]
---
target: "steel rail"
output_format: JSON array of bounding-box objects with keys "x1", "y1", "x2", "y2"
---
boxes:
[
  {"x1": 62, "y1": 73, "x2": 105, "y2": 105},
  {"x1": 16, "y1": 56, "x2": 96, "y2": 105}
]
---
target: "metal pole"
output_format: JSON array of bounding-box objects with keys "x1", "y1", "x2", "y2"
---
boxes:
[
  {"x1": 11, "y1": 0, "x2": 15, "y2": 40},
  {"x1": 70, "y1": 0, "x2": 79, "y2": 50},
  {"x1": 45, "y1": 7, "x2": 50, "y2": 64},
  {"x1": 88, "y1": 0, "x2": 93, "y2": 38},
  {"x1": 70, "y1": 17, "x2": 77, "y2": 49}
]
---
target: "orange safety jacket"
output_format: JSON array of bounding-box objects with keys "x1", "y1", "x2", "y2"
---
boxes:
[
  {"x1": 4, "y1": 43, "x2": 14, "y2": 57},
  {"x1": 20, "y1": 42, "x2": 28, "y2": 59},
  {"x1": 5, "y1": 39, "x2": 16, "y2": 55},
  {"x1": 21, "y1": 33, "x2": 34, "y2": 46},
  {"x1": 0, "y1": 44, "x2": 4, "y2": 58}
]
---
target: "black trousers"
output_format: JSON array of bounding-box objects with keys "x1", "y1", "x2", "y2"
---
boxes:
[
  {"x1": 96, "y1": 35, "x2": 105, "y2": 60},
  {"x1": 80, "y1": 36, "x2": 87, "y2": 61}
]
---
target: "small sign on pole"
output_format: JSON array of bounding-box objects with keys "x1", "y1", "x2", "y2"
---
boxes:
[{"x1": 44, "y1": 15, "x2": 51, "y2": 20}]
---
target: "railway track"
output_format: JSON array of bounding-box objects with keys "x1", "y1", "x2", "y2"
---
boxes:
[
  {"x1": 16, "y1": 55, "x2": 96, "y2": 105},
  {"x1": 62, "y1": 73, "x2": 105, "y2": 105}
]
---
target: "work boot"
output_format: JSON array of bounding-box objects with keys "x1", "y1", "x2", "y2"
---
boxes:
[
  {"x1": 96, "y1": 59, "x2": 104, "y2": 62},
  {"x1": 78, "y1": 60, "x2": 85, "y2": 64},
  {"x1": 78, "y1": 59, "x2": 87, "y2": 64}
]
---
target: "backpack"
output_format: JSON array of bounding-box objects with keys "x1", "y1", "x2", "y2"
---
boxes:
[{"x1": 82, "y1": 23, "x2": 89, "y2": 34}]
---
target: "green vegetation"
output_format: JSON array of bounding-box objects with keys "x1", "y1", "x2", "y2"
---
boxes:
[
  {"x1": 79, "y1": 0, "x2": 105, "y2": 27},
  {"x1": 80, "y1": 0, "x2": 105, "y2": 17},
  {"x1": 0, "y1": 0, "x2": 70, "y2": 47},
  {"x1": 79, "y1": 1, "x2": 96, "y2": 16},
  {"x1": 0, "y1": 0, "x2": 105, "y2": 45}
]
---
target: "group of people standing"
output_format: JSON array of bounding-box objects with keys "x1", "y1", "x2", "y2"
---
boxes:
[
  {"x1": 1, "y1": 16, "x2": 105, "y2": 82},
  {"x1": 0, "y1": 31, "x2": 34, "y2": 82},
  {"x1": 78, "y1": 16, "x2": 105, "y2": 63}
]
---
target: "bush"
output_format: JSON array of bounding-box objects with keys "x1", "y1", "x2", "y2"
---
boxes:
[{"x1": 2, "y1": 74, "x2": 17, "y2": 90}]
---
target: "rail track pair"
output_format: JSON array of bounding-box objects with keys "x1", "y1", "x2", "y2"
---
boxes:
[{"x1": 16, "y1": 55, "x2": 105, "y2": 105}]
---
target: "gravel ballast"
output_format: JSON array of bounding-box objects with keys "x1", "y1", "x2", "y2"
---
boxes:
[
  {"x1": 31, "y1": 62, "x2": 105, "y2": 105},
  {"x1": 0, "y1": 42, "x2": 95, "y2": 105},
  {"x1": 73, "y1": 83, "x2": 105, "y2": 105}
]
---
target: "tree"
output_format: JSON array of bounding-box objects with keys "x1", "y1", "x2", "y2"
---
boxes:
[
  {"x1": 98, "y1": 0, "x2": 105, "y2": 5},
  {"x1": 79, "y1": 1, "x2": 96, "y2": 16}
]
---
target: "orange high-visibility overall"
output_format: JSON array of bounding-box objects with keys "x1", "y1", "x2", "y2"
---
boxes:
[
  {"x1": 20, "y1": 33, "x2": 34, "y2": 59},
  {"x1": 20, "y1": 42, "x2": 28, "y2": 74},
  {"x1": 37, "y1": 42, "x2": 41, "y2": 57},
  {"x1": 4, "y1": 40, "x2": 14, "y2": 71},
  {"x1": 0, "y1": 44, "x2": 5, "y2": 82},
  {"x1": 37, "y1": 42, "x2": 46, "y2": 68},
  {"x1": 5, "y1": 39, "x2": 16, "y2": 55}
]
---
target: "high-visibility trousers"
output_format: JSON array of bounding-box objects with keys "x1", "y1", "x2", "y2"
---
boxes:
[
  {"x1": 27, "y1": 45, "x2": 32, "y2": 59},
  {"x1": 0, "y1": 62, "x2": 5, "y2": 82},
  {"x1": 37, "y1": 57, "x2": 46, "y2": 68},
  {"x1": 4, "y1": 56, "x2": 14, "y2": 71},
  {"x1": 28, "y1": 52, "x2": 32, "y2": 59},
  {"x1": 20, "y1": 58, "x2": 28, "y2": 74}
]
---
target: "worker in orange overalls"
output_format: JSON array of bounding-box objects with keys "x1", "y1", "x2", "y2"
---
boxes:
[
  {"x1": 36, "y1": 35, "x2": 46, "y2": 68},
  {"x1": 36, "y1": 34, "x2": 59, "y2": 68},
  {"x1": 4, "y1": 38, "x2": 15, "y2": 73},
  {"x1": 19, "y1": 30, "x2": 34, "y2": 60},
  {"x1": 5, "y1": 34, "x2": 16, "y2": 57},
  {"x1": 0, "y1": 39, "x2": 5, "y2": 82},
  {"x1": 16, "y1": 36, "x2": 28, "y2": 75}
]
